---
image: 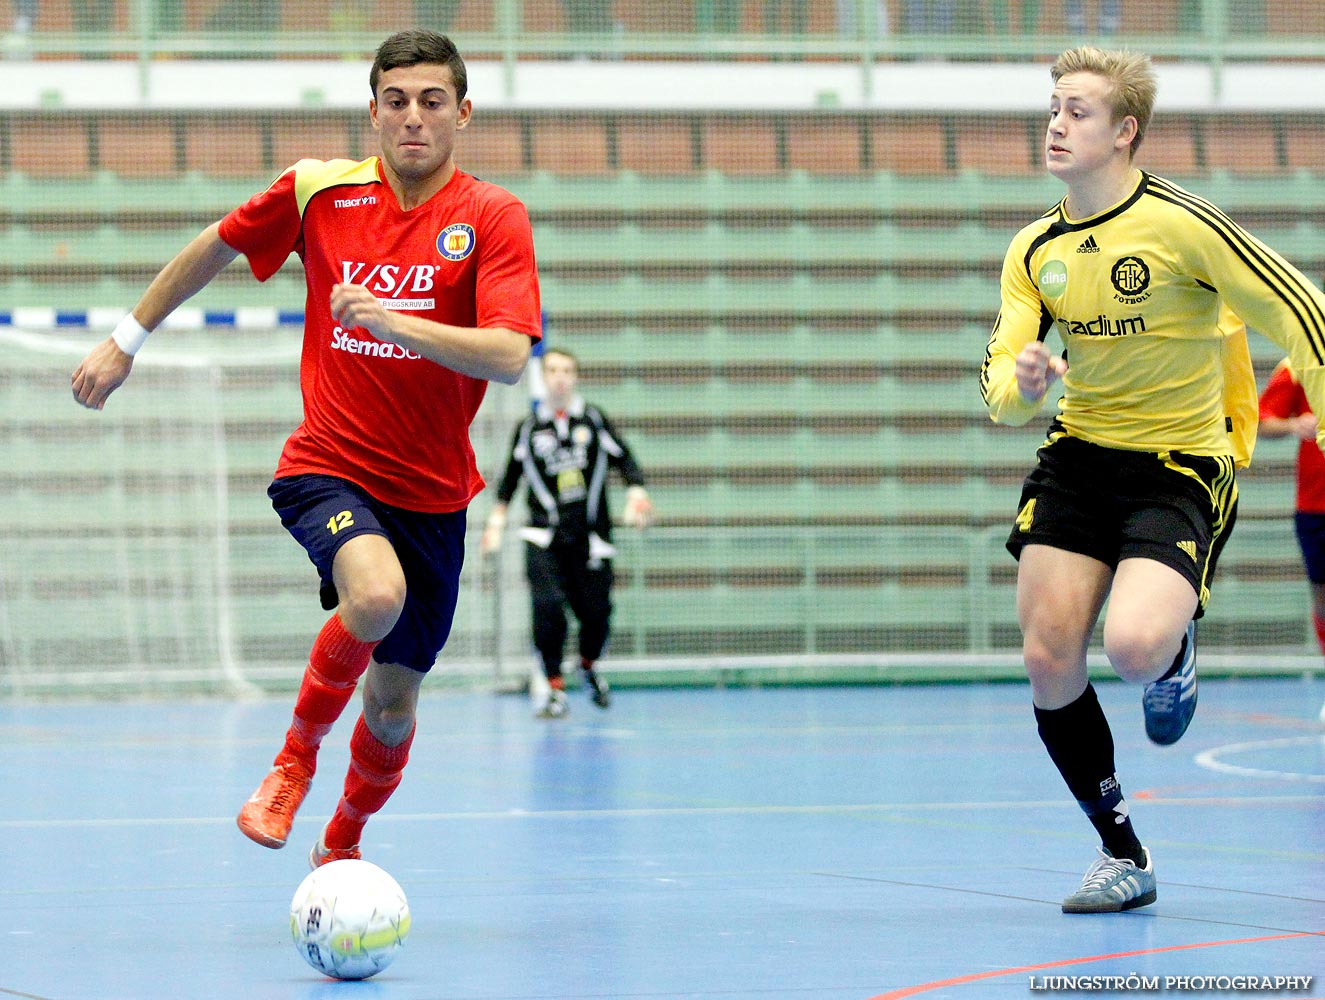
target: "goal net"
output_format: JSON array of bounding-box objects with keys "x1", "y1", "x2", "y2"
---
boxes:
[
  {"x1": 0, "y1": 319, "x2": 543, "y2": 697},
  {"x1": 0, "y1": 326, "x2": 243, "y2": 694}
]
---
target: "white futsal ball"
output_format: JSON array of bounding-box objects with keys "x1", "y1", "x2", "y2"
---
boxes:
[{"x1": 289, "y1": 859, "x2": 411, "y2": 980}]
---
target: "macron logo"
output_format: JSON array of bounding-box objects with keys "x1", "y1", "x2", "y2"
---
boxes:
[{"x1": 334, "y1": 195, "x2": 378, "y2": 209}]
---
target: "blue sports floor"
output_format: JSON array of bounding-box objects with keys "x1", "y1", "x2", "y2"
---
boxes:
[{"x1": 1, "y1": 677, "x2": 1322, "y2": 1000}]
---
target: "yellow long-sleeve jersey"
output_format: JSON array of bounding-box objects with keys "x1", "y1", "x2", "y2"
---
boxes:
[{"x1": 980, "y1": 171, "x2": 1325, "y2": 467}]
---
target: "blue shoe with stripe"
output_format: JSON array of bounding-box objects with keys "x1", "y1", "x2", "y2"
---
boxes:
[
  {"x1": 1062, "y1": 848, "x2": 1157, "y2": 914},
  {"x1": 1143, "y1": 619, "x2": 1197, "y2": 746}
]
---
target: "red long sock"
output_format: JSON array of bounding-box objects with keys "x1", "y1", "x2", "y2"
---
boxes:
[
  {"x1": 323, "y1": 714, "x2": 415, "y2": 850},
  {"x1": 1313, "y1": 612, "x2": 1325, "y2": 657},
  {"x1": 277, "y1": 615, "x2": 377, "y2": 774}
]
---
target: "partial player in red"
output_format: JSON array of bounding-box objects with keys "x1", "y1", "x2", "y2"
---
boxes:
[
  {"x1": 1258, "y1": 358, "x2": 1325, "y2": 721},
  {"x1": 71, "y1": 30, "x2": 542, "y2": 867}
]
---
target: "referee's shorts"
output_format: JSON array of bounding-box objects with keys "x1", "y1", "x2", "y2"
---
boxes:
[{"x1": 1005, "y1": 433, "x2": 1238, "y2": 616}]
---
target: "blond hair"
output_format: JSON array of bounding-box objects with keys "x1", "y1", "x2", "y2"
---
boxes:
[{"x1": 1051, "y1": 47, "x2": 1157, "y2": 157}]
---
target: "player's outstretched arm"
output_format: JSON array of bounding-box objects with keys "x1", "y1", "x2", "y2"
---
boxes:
[
  {"x1": 1259, "y1": 412, "x2": 1319, "y2": 441},
  {"x1": 621, "y1": 485, "x2": 654, "y2": 529},
  {"x1": 71, "y1": 223, "x2": 240, "y2": 410}
]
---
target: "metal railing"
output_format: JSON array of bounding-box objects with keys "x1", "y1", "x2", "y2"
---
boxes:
[
  {"x1": 477, "y1": 519, "x2": 1318, "y2": 689},
  {"x1": 2, "y1": 0, "x2": 1319, "y2": 69}
]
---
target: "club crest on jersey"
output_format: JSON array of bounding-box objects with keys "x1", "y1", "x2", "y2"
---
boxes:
[
  {"x1": 437, "y1": 223, "x2": 475, "y2": 261},
  {"x1": 1110, "y1": 255, "x2": 1152, "y2": 303},
  {"x1": 531, "y1": 429, "x2": 559, "y2": 456}
]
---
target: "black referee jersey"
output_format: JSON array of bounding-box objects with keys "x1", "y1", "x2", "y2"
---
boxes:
[{"x1": 493, "y1": 395, "x2": 646, "y2": 550}]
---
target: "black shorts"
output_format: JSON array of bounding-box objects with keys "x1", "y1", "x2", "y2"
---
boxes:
[
  {"x1": 1294, "y1": 511, "x2": 1325, "y2": 584},
  {"x1": 268, "y1": 474, "x2": 467, "y2": 672},
  {"x1": 1005, "y1": 433, "x2": 1238, "y2": 615}
]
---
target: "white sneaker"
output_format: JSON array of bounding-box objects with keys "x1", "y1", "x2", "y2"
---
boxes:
[
  {"x1": 1062, "y1": 847, "x2": 1157, "y2": 913},
  {"x1": 536, "y1": 689, "x2": 568, "y2": 719},
  {"x1": 528, "y1": 662, "x2": 551, "y2": 710}
]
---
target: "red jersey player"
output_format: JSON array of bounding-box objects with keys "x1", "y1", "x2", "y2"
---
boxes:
[
  {"x1": 71, "y1": 30, "x2": 542, "y2": 865},
  {"x1": 1258, "y1": 359, "x2": 1325, "y2": 720}
]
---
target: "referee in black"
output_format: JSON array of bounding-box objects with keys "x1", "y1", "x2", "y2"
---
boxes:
[{"x1": 481, "y1": 347, "x2": 653, "y2": 717}]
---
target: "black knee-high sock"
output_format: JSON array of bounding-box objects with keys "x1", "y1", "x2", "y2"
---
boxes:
[
  {"x1": 1034, "y1": 684, "x2": 1145, "y2": 865},
  {"x1": 1155, "y1": 627, "x2": 1190, "y2": 683}
]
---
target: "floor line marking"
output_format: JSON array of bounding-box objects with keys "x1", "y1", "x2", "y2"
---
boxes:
[
  {"x1": 1194, "y1": 736, "x2": 1325, "y2": 783},
  {"x1": 820, "y1": 872, "x2": 1323, "y2": 932},
  {"x1": 0, "y1": 793, "x2": 1320, "y2": 830}
]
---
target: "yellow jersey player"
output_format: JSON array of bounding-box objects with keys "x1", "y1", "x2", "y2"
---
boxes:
[{"x1": 981, "y1": 46, "x2": 1325, "y2": 914}]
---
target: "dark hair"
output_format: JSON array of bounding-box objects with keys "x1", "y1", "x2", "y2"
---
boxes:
[
  {"x1": 370, "y1": 30, "x2": 467, "y2": 102},
  {"x1": 543, "y1": 347, "x2": 578, "y2": 369}
]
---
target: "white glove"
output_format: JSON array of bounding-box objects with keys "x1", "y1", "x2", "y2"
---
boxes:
[
  {"x1": 479, "y1": 508, "x2": 506, "y2": 556},
  {"x1": 621, "y1": 486, "x2": 654, "y2": 529}
]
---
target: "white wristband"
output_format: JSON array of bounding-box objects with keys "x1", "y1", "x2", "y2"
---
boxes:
[{"x1": 110, "y1": 315, "x2": 151, "y2": 356}]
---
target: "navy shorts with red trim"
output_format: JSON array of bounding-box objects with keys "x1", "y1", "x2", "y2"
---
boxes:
[
  {"x1": 268, "y1": 474, "x2": 466, "y2": 672},
  {"x1": 1294, "y1": 511, "x2": 1325, "y2": 584}
]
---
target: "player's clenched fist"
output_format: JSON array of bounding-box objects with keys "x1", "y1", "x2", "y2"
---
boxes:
[
  {"x1": 1015, "y1": 341, "x2": 1068, "y2": 403},
  {"x1": 330, "y1": 283, "x2": 394, "y2": 342},
  {"x1": 71, "y1": 339, "x2": 134, "y2": 410}
]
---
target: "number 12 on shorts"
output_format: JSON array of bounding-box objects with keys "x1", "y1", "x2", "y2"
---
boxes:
[{"x1": 327, "y1": 510, "x2": 355, "y2": 534}]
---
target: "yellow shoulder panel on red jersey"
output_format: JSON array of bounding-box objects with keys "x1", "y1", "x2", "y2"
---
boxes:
[{"x1": 291, "y1": 157, "x2": 381, "y2": 217}]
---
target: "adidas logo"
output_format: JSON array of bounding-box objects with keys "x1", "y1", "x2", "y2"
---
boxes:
[
  {"x1": 1177, "y1": 540, "x2": 1197, "y2": 562},
  {"x1": 1077, "y1": 235, "x2": 1100, "y2": 254}
]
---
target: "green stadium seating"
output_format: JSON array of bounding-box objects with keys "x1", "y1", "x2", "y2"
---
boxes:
[{"x1": 4, "y1": 107, "x2": 1317, "y2": 669}]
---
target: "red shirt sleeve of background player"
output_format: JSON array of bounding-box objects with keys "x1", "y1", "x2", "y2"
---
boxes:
[
  {"x1": 1259, "y1": 362, "x2": 1306, "y2": 421},
  {"x1": 475, "y1": 196, "x2": 542, "y2": 339},
  {"x1": 217, "y1": 170, "x2": 304, "y2": 283}
]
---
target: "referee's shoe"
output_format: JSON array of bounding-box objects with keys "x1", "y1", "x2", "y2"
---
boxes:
[
  {"x1": 537, "y1": 688, "x2": 568, "y2": 719},
  {"x1": 1142, "y1": 620, "x2": 1197, "y2": 745},
  {"x1": 582, "y1": 665, "x2": 611, "y2": 709}
]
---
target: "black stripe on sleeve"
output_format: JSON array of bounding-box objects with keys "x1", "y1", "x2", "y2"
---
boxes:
[
  {"x1": 1146, "y1": 177, "x2": 1325, "y2": 365},
  {"x1": 1037, "y1": 302, "x2": 1055, "y2": 343},
  {"x1": 979, "y1": 313, "x2": 1000, "y2": 404}
]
